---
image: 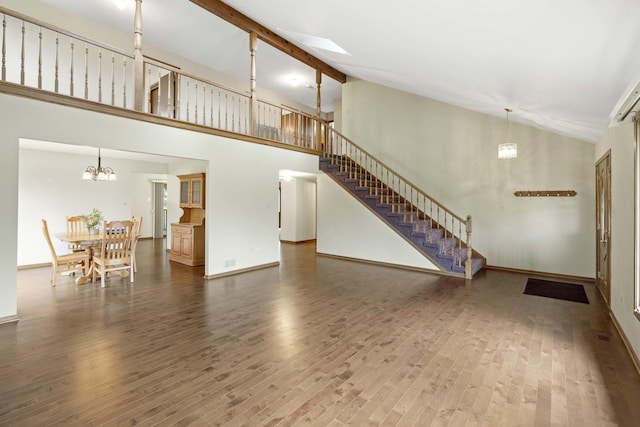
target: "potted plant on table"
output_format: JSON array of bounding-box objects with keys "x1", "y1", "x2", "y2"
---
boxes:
[{"x1": 79, "y1": 208, "x2": 103, "y2": 234}]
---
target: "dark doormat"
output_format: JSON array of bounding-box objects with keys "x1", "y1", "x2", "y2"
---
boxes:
[{"x1": 524, "y1": 278, "x2": 589, "y2": 304}]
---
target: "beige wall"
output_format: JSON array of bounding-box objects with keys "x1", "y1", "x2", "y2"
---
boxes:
[
  {"x1": 316, "y1": 174, "x2": 438, "y2": 270},
  {"x1": 280, "y1": 178, "x2": 317, "y2": 243},
  {"x1": 341, "y1": 79, "x2": 595, "y2": 277},
  {"x1": 595, "y1": 122, "x2": 640, "y2": 364}
]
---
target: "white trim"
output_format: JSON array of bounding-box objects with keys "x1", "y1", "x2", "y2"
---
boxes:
[
  {"x1": 634, "y1": 117, "x2": 640, "y2": 320},
  {"x1": 0, "y1": 315, "x2": 19, "y2": 325}
]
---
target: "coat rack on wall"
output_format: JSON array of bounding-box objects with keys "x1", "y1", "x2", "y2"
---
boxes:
[{"x1": 514, "y1": 190, "x2": 577, "y2": 197}]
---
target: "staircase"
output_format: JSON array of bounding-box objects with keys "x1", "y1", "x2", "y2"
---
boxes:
[{"x1": 320, "y1": 131, "x2": 485, "y2": 278}]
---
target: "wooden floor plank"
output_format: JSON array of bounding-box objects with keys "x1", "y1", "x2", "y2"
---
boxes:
[{"x1": 0, "y1": 241, "x2": 639, "y2": 426}]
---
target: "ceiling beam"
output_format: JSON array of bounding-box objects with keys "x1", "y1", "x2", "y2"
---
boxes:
[{"x1": 189, "y1": 0, "x2": 347, "y2": 84}]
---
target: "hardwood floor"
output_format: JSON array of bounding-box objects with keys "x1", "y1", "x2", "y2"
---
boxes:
[{"x1": 1, "y1": 240, "x2": 639, "y2": 426}]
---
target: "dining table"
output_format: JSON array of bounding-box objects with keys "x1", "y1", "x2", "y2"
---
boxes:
[{"x1": 54, "y1": 230, "x2": 104, "y2": 284}]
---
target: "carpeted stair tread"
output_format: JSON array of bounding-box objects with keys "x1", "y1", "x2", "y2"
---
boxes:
[{"x1": 319, "y1": 157, "x2": 484, "y2": 277}]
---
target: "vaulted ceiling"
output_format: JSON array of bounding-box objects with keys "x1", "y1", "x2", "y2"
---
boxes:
[{"x1": 36, "y1": 0, "x2": 640, "y2": 142}]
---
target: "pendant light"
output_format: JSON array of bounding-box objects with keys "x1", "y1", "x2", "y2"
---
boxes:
[
  {"x1": 498, "y1": 108, "x2": 517, "y2": 159},
  {"x1": 82, "y1": 148, "x2": 117, "y2": 181}
]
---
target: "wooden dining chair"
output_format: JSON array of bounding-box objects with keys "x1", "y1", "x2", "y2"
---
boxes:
[
  {"x1": 41, "y1": 219, "x2": 90, "y2": 287},
  {"x1": 66, "y1": 216, "x2": 86, "y2": 253},
  {"x1": 92, "y1": 220, "x2": 134, "y2": 288},
  {"x1": 131, "y1": 216, "x2": 142, "y2": 273}
]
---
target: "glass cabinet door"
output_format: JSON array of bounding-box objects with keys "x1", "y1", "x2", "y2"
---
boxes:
[
  {"x1": 191, "y1": 178, "x2": 202, "y2": 206},
  {"x1": 180, "y1": 180, "x2": 189, "y2": 205}
]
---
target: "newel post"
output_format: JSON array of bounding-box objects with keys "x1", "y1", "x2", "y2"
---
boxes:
[
  {"x1": 133, "y1": 0, "x2": 144, "y2": 111},
  {"x1": 249, "y1": 32, "x2": 258, "y2": 135},
  {"x1": 465, "y1": 215, "x2": 473, "y2": 279}
]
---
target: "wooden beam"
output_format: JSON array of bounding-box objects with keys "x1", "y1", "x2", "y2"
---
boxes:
[{"x1": 189, "y1": 0, "x2": 347, "y2": 84}]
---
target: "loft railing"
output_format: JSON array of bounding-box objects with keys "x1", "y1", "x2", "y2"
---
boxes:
[
  {"x1": 143, "y1": 57, "x2": 250, "y2": 133},
  {"x1": 1, "y1": 7, "x2": 134, "y2": 108},
  {"x1": 0, "y1": 6, "x2": 320, "y2": 152},
  {"x1": 143, "y1": 57, "x2": 321, "y2": 149},
  {"x1": 322, "y1": 126, "x2": 476, "y2": 278}
]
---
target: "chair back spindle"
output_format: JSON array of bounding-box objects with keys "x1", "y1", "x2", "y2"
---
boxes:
[
  {"x1": 92, "y1": 220, "x2": 135, "y2": 288},
  {"x1": 41, "y1": 219, "x2": 89, "y2": 286},
  {"x1": 66, "y1": 215, "x2": 85, "y2": 252}
]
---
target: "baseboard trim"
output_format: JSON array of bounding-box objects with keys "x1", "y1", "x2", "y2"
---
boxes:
[
  {"x1": 609, "y1": 310, "x2": 640, "y2": 377},
  {"x1": 0, "y1": 315, "x2": 19, "y2": 325},
  {"x1": 204, "y1": 261, "x2": 280, "y2": 280},
  {"x1": 317, "y1": 252, "x2": 463, "y2": 278},
  {"x1": 485, "y1": 264, "x2": 595, "y2": 284},
  {"x1": 280, "y1": 239, "x2": 316, "y2": 245},
  {"x1": 17, "y1": 262, "x2": 51, "y2": 270}
]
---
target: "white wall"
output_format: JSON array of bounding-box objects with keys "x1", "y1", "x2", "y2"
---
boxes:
[
  {"x1": 317, "y1": 174, "x2": 438, "y2": 270},
  {"x1": 129, "y1": 172, "x2": 168, "y2": 239},
  {"x1": 18, "y1": 148, "x2": 168, "y2": 266},
  {"x1": 595, "y1": 123, "x2": 640, "y2": 365},
  {"x1": 0, "y1": 92, "x2": 320, "y2": 320},
  {"x1": 280, "y1": 178, "x2": 316, "y2": 242},
  {"x1": 341, "y1": 79, "x2": 595, "y2": 277}
]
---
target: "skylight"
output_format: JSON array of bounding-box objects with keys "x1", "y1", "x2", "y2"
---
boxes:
[{"x1": 280, "y1": 29, "x2": 351, "y2": 56}]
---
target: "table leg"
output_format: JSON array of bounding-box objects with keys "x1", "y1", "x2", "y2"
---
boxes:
[{"x1": 75, "y1": 247, "x2": 95, "y2": 285}]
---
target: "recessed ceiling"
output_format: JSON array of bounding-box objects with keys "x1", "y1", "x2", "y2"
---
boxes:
[{"x1": 32, "y1": 0, "x2": 640, "y2": 142}]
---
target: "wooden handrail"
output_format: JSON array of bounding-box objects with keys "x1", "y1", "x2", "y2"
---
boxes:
[
  {"x1": 0, "y1": 6, "x2": 133, "y2": 59},
  {"x1": 144, "y1": 56, "x2": 247, "y2": 99},
  {"x1": 321, "y1": 127, "x2": 476, "y2": 277},
  {"x1": 324, "y1": 126, "x2": 467, "y2": 224}
]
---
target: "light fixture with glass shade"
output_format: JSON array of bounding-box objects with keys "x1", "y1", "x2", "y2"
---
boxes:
[
  {"x1": 498, "y1": 108, "x2": 518, "y2": 159},
  {"x1": 82, "y1": 148, "x2": 117, "y2": 181}
]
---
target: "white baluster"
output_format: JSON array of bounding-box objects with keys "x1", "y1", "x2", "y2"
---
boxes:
[
  {"x1": 110, "y1": 54, "x2": 115, "y2": 106},
  {"x1": 54, "y1": 35, "x2": 58, "y2": 92},
  {"x1": 98, "y1": 49, "x2": 102, "y2": 103},
  {"x1": 84, "y1": 44, "x2": 88, "y2": 99},
  {"x1": 1, "y1": 15, "x2": 6, "y2": 81},
  {"x1": 69, "y1": 42, "x2": 74, "y2": 96},
  {"x1": 20, "y1": 21, "x2": 24, "y2": 85},
  {"x1": 122, "y1": 58, "x2": 127, "y2": 107},
  {"x1": 37, "y1": 28, "x2": 42, "y2": 89}
]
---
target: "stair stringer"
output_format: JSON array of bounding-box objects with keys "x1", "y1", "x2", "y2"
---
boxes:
[{"x1": 317, "y1": 173, "x2": 446, "y2": 272}]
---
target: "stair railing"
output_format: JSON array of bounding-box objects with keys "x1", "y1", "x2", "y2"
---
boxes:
[{"x1": 323, "y1": 126, "x2": 475, "y2": 279}]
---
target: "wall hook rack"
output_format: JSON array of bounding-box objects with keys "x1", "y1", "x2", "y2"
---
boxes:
[{"x1": 514, "y1": 190, "x2": 577, "y2": 197}]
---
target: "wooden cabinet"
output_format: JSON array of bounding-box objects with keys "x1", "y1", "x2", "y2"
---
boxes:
[
  {"x1": 170, "y1": 223, "x2": 204, "y2": 266},
  {"x1": 171, "y1": 173, "x2": 205, "y2": 266},
  {"x1": 179, "y1": 173, "x2": 205, "y2": 209}
]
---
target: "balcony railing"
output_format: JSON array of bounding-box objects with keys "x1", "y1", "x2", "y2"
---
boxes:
[
  {"x1": 0, "y1": 5, "x2": 320, "y2": 151},
  {"x1": 1, "y1": 7, "x2": 134, "y2": 108}
]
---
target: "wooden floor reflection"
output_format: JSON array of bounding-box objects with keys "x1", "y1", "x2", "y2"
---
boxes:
[{"x1": 1, "y1": 239, "x2": 639, "y2": 426}]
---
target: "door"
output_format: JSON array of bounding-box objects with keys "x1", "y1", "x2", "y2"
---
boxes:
[
  {"x1": 149, "y1": 72, "x2": 177, "y2": 118},
  {"x1": 153, "y1": 182, "x2": 166, "y2": 238},
  {"x1": 596, "y1": 151, "x2": 611, "y2": 305}
]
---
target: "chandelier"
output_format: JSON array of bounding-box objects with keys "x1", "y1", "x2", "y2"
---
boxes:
[
  {"x1": 82, "y1": 148, "x2": 117, "y2": 181},
  {"x1": 498, "y1": 108, "x2": 518, "y2": 159}
]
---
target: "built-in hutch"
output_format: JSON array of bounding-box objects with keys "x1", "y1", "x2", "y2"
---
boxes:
[{"x1": 170, "y1": 173, "x2": 205, "y2": 266}]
